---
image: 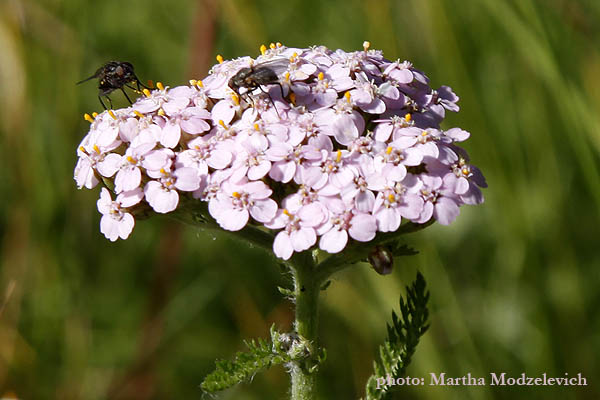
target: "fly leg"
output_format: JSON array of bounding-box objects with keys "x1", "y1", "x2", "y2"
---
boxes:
[
  {"x1": 136, "y1": 78, "x2": 150, "y2": 90},
  {"x1": 99, "y1": 88, "x2": 114, "y2": 110},
  {"x1": 120, "y1": 88, "x2": 133, "y2": 105},
  {"x1": 274, "y1": 82, "x2": 285, "y2": 98},
  {"x1": 98, "y1": 95, "x2": 110, "y2": 110},
  {"x1": 125, "y1": 83, "x2": 142, "y2": 94},
  {"x1": 258, "y1": 85, "x2": 280, "y2": 117}
]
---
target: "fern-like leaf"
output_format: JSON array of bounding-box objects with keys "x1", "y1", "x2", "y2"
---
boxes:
[
  {"x1": 201, "y1": 327, "x2": 293, "y2": 393},
  {"x1": 364, "y1": 272, "x2": 430, "y2": 400}
]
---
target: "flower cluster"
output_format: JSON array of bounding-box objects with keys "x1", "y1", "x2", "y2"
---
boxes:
[{"x1": 75, "y1": 42, "x2": 486, "y2": 259}]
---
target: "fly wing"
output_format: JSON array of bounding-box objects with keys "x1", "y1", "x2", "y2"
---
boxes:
[
  {"x1": 254, "y1": 57, "x2": 290, "y2": 76},
  {"x1": 76, "y1": 65, "x2": 104, "y2": 85},
  {"x1": 76, "y1": 73, "x2": 99, "y2": 85}
]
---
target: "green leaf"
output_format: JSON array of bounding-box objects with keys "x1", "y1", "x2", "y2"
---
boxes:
[
  {"x1": 388, "y1": 243, "x2": 419, "y2": 257},
  {"x1": 320, "y1": 280, "x2": 332, "y2": 291},
  {"x1": 277, "y1": 285, "x2": 295, "y2": 297},
  {"x1": 201, "y1": 328, "x2": 293, "y2": 393},
  {"x1": 364, "y1": 272, "x2": 430, "y2": 400}
]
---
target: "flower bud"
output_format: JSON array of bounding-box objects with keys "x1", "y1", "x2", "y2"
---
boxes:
[{"x1": 368, "y1": 246, "x2": 394, "y2": 275}]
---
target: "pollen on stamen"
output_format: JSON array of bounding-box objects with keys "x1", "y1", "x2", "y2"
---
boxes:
[
  {"x1": 269, "y1": 43, "x2": 276, "y2": 49},
  {"x1": 260, "y1": 45, "x2": 267, "y2": 55},
  {"x1": 189, "y1": 79, "x2": 197, "y2": 86},
  {"x1": 231, "y1": 93, "x2": 240, "y2": 105},
  {"x1": 344, "y1": 91, "x2": 351, "y2": 102},
  {"x1": 232, "y1": 191, "x2": 241, "y2": 198},
  {"x1": 93, "y1": 144, "x2": 100, "y2": 154},
  {"x1": 92, "y1": 112, "x2": 99, "y2": 118},
  {"x1": 253, "y1": 123, "x2": 260, "y2": 131},
  {"x1": 462, "y1": 168, "x2": 470, "y2": 175},
  {"x1": 127, "y1": 156, "x2": 135, "y2": 163},
  {"x1": 336, "y1": 150, "x2": 342, "y2": 163},
  {"x1": 133, "y1": 110, "x2": 144, "y2": 118},
  {"x1": 284, "y1": 72, "x2": 291, "y2": 82},
  {"x1": 142, "y1": 88, "x2": 151, "y2": 97},
  {"x1": 387, "y1": 193, "x2": 396, "y2": 203},
  {"x1": 283, "y1": 209, "x2": 292, "y2": 217},
  {"x1": 405, "y1": 113, "x2": 412, "y2": 122},
  {"x1": 289, "y1": 92, "x2": 296, "y2": 105},
  {"x1": 157, "y1": 108, "x2": 166, "y2": 116},
  {"x1": 216, "y1": 54, "x2": 224, "y2": 64},
  {"x1": 318, "y1": 72, "x2": 324, "y2": 81},
  {"x1": 159, "y1": 168, "x2": 167, "y2": 175},
  {"x1": 79, "y1": 146, "x2": 87, "y2": 154},
  {"x1": 84, "y1": 113, "x2": 94, "y2": 123},
  {"x1": 108, "y1": 110, "x2": 117, "y2": 120},
  {"x1": 156, "y1": 82, "x2": 165, "y2": 91},
  {"x1": 421, "y1": 130, "x2": 428, "y2": 137},
  {"x1": 386, "y1": 146, "x2": 393, "y2": 155},
  {"x1": 363, "y1": 41, "x2": 371, "y2": 51},
  {"x1": 196, "y1": 80, "x2": 204, "y2": 87},
  {"x1": 219, "y1": 120, "x2": 227, "y2": 128}
]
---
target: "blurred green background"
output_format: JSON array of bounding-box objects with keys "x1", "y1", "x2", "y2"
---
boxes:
[{"x1": 1, "y1": 0, "x2": 599, "y2": 398}]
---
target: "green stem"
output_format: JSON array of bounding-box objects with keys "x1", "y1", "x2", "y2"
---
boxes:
[
  {"x1": 288, "y1": 252, "x2": 319, "y2": 400},
  {"x1": 170, "y1": 203, "x2": 433, "y2": 399}
]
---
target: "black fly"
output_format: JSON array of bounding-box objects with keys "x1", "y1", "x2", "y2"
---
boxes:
[
  {"x1": 77, "y1": 61, "x2": 147, "y2": 110},
  {"x1": 228, "y1": 58, "x2": 289, "y2": 112}
]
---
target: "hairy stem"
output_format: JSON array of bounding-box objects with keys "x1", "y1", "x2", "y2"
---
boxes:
[{"x1": 288, "y1": 252, "x2": 319, "y2": 400}]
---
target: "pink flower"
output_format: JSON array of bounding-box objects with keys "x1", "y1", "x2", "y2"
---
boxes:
[
  {"x1": 112, "y1": 142, "x2": 156, "y2": 193},
  {"x1": 373, "y1": 175, "x2": 424, "y2": 232},
  {"x1": 447, "y1": 158, "x2": 487, "y2": 205},
  {"x1": 97, "y1": 187, "x2": 143, "y2": 241},
  {"x1": 349, "y1": 72, "x2": 403, "y2": 114},
  {"x1": 318, "y1": 202, "x2": 377, "y2": 253},
  {"x1": 74, "y1": 120, "x2": 122, "y2": 189},
  {"x1": 144, "y1": 166, "x2": 200, "y2": 214},
  {"x1": 75, "y1": 44, "x2": 485, "y2": 258},
  {"x1": 414, "y1": 174, "x2": 459, "y2": 226},
  {"x1": 266, "y1": 140, "x2": 322, "y2": 184},
  {"x1": 176, "y1": 135, "x2": 233, "y2": 177},
  {"x1": 159, "y1": 106, "x2": 212, "y2": 148},
  {"x1": 303, "y1": 149, "x2": 354, "y2": 191},
  {"x1": 230, "y1": 135, "x2": 272, "y2": 182},
  {"x1": 266, "y1": 201, "x2": 326, "y2": 260},
  {"x1": 373, "y1": 114, "x2": 414, "y2": 142},
  {"x1": 134, "y1": 85, "x2": 190, "y2": 115},
  {"x1": 429, "y1": 85, "x2": 460, "y2": 120},
  {"x1": 208, "y1": 180, "x2": 278, "y2": 231}
]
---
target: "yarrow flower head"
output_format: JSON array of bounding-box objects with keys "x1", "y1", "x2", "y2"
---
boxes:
[{"x1": 75, "y1": 42, "x2": 487, "y2": 260}]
